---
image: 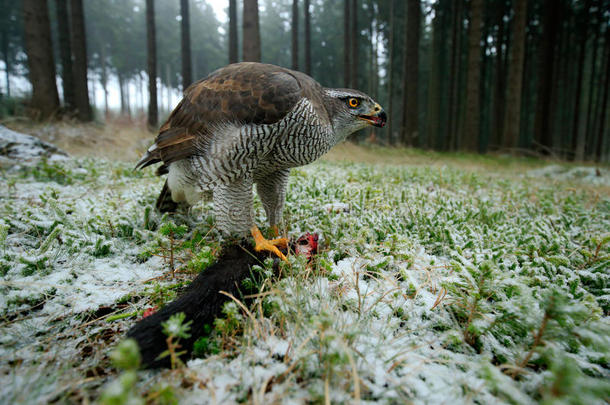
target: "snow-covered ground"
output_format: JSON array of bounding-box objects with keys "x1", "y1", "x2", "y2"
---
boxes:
[{"x1": 0, "y1": 133, "x2": 608, "y2": 403}]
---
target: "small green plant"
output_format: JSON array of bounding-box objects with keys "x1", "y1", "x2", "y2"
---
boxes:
[
  {"x1": 159, "y1": 312, "x2": 192, "y2": 369},
  {"x1": 192, "y1": 324, "x2": 221, "y2": 358},
  {"x1": 100, "y1": 339, "x2": 143, "y2": 405},
  {"x1": 158, "y1": 220, "x2": 188, "y2": 275},
  {"x1": 187, "y1": 245, "x2": 214, "y2": 273}
]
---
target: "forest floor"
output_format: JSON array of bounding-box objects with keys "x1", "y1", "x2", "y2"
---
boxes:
[{"x1": 0, "y1": 122, "x2": 609, "y2": 404}]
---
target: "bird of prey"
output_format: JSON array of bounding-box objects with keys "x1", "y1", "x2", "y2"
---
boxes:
[{"x1": 136, "y1": 62, "x2": 386, "y2": 260}]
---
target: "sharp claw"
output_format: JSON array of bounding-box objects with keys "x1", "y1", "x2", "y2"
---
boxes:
[
  {"x1": 269, "y1": 237, "x2": 289, "y2": 249},
  {"x1": 255, "y1": 243, "x2": 287, "y2": 261},
  {"x1": 251, "y1": 226, "x2": 289, "y2": 261}
]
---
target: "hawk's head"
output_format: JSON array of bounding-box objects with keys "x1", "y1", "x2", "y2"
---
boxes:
[{"x1": 324, "y1": 89, "x2": 387, "y2": 140}]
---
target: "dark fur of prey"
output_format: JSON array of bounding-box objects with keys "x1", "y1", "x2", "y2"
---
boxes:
[{"x1": 126, "y1": 242, "x2": 274, "y2": 368}]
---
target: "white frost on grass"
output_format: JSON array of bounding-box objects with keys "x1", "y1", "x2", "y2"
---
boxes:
[
  {"x1": 0, "y1": 157, "x2": 171, "y2": 403},
  {"x1": 1, "y1": 154, "x2": 608, "y2": 404}
]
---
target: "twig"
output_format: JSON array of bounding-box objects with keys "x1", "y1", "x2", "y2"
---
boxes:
[{"x1": 511, "y1": 312, "x2": 549, "y2": 378}]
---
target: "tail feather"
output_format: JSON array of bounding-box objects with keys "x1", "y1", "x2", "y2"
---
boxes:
[{"x1": 156, "y1": 180, "x2": 178, "y2": 213}]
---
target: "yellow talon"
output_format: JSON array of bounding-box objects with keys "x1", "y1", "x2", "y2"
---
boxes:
[{"x1": 251, "y1": 226, "x2": 289, "y2": 261}]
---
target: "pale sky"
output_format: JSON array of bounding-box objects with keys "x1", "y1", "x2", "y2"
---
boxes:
[{"x1": 207, "y1": 0, "x2": 229, "y2": 23}]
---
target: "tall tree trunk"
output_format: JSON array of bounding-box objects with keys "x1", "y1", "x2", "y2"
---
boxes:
[
  {"x1": 426, "y1": 1, "x2": 440, "y2": 150},
  {"x1": 463, "y1": 0, "x2": 483, "y2": 152},
  {"x1": 139, "y1": 73, "x2": 145, "y2": 116},
  {"x1": 387, "y1": 0, "x2": 395, "y2": 145},
  {"x1": 344, "y1": 0, "x2": 351, "y2": 87},
  {"x1": 125, "y1": 79, "x2": 131, "y2": 118},
  {"x1": 304, "y1": 0, "x2": 311, "y2": 75},
  {"x1": 242, "y1": 0, "x2": 261, "y2": 62},
  {"x1": 592, "y1": 23, "x2": 609, "y2": 159},
  {"x1": 491, "y1": 0, "x2": 507, "y2": 150},
  {"x1": 533, "y1": 0, "x2": 559, "y2": 153},
  {"x1": 552, "y1": 3, "x2": 571, "y2": 156},
  {"x1": 572, "y1": 0, "x2": 592, "y2": 161},
  {"x1": 479, "y1": 5, "x2": 493, "y2": 153},
  {"x1": 22, "y1": 0, "x2": 60, "y2": 120},
  {"x1": 585, "y1": 1, "x2": 601, "y2": 159},
  {"x1": 228, "y1": 0, "x2": 238, "y2": 63},
  {"x1": 180, "y1": 0, "x2": 192, "y2": 89},
  {"x1": 401, "y1": 0, "x2": 421, "y2": 146},
  {"x1": 501, "y1": 0, "x2": 527, "y2": 149},
  {"x1": 166, "y1": 63, "x2": 171, "y2": 112},
  {"x1": 350, "y1": 0, "x2": 358, "y2": 88},
  {"x1": 70, "y1": 0, "x2": 92, "y2": 121},
  {"x1": 55, "y1": 0, "x2": 74, "y2": 109},
  {"x1": 100, "y1": 44, "x2": 108, "y2": 117},
  {"x1": 146, "y1": 0, "x2": 158, "y2": 128},
  {"x1": 1, "y1": 17, "x2": 11, "y2": 98},
  {"x1": 118, "y1": 72, "x2": 125, "y2": 115},
  {"x1": 447, "y1": 0, "x2": 462, "y2": 150},
  {"x1": 291, "y1": 0, "x2": 299, "y2": 70},
  {"x1": 595, "y1": 28, "x2": 610, "y2": 162}
]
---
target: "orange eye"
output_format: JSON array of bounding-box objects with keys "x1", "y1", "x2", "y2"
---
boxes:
[{"x1": 348, "y1": 98, "x2": 360, "y2": 108}]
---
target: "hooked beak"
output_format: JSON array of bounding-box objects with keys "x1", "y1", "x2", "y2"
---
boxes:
[{"x1": 358, "y1": 104, "x2": 387, "y2": 128}]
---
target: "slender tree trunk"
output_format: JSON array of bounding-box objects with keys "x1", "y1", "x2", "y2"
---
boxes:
[
  {"x1": 125, "y1": 79, "x2": 131, "y2": 118},
  {"x1": 100, "y1": 45, "x2": 108, "y2": 117},
  {"x1": 447, "y1": 0, "x2": 462, "y2": 150},
  {"x1": 139, "y1": 73, "x2": 145, "y2": 116},
  {"x1": 180, "y1": 0, "x2": 192, "y2": 89},
  {"x1": 291, "y1": 0, "x2": 299, "y2": 70},
  {"x1": 89, "y1": 76, "x2": 95, "y2": 110},
  {"x1": 55, "y1": 0, "x2": 74, "y2": 109},
  {"x1": 479, "y1": 6, "x2": 492, "y2": 152},
  {"x1": 401, "y1": 0, "x2": 421, "y2": 146},
  {"x1": 304, "y1": 0, "x2": 311, "y2": 75},
  {"x1": 1, "y1": 21, "x2": 11, "y2": 98},
  {"x1": 242, "y1": 0, "x2": 261, "y2": 62},
  {"x1": 146, "y1": 0, "x2": 158, "y2": 128},
  {"x1": 491, "y1": 1, "x2": 506, "y2": 150},
  {"x1": 70, "y1": 0, "x2": 92, "y2": 121},
  {"x1": 533, "y1": 0, "x2": 559, "y2": 153},
  {"x1": 502, "y1": 0, "x2": 527, "y2": 149},
  {"x1": 344, "y1": 0, "x2": 351, "y2": 87},
  {"x1": 592, "y1": 24, "x2": 609, "y2": 158},
  {"x1": 350, "y1": 0, "x2": 358, "y2": 88},
  {"x1": 596, "y1": 29, "x2": 610, "y2": 162},
  {"x1": 229, "y1": 0, "x2": 238, "y2": 63},
  {"x1": 22, "y1": 0, "x2": 60, "y2": 120},
  {"x1": 166, "y1": 63, "x2": 171, "y2": 112},
  {"x1": 426, "y1": 2, "x2": 440, "y2": 150},
  {"x1": 572, "y1": 0, "x2": 592, "y2": 161},
  {"x1": 585, "y1": 2, "x2": 601, "y2": 159},
  {"x1": 554, "y1": 3, "x2": 572, "y2": 156},
  {"x1": 118, "y1": 72, "x2": 125, "y2": 115},
  {"x1": 463, "y1": 0, "x2": 483, "y2": 152},
  {"x1": 387, "y1": 0, "x2": 395, "y2": 145},
  {"x1": 368, "y1": 2, "x2": 374, "y2": 96}
]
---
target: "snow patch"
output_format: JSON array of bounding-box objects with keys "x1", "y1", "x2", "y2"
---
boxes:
[{"x1": 0, "y1": 125, "x2": 68, "y2": 168}]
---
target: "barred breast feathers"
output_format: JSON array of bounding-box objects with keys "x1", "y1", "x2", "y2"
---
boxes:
[{"x1": 166, "y1": 98, "x2": 332, "y2": 194}]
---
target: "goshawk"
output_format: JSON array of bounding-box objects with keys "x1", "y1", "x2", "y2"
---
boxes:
[{"x1": 136, "y1": 62, "x2": 386, "y2": 260}]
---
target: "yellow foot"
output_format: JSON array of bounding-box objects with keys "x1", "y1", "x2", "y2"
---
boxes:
[{"x1": 251, "y1": 226, "x2": 289, "y2": 261}]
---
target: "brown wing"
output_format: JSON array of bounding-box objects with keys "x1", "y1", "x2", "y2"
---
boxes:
[{"x1": 136, "y1": 63, "x2": 305, "y2": 171}]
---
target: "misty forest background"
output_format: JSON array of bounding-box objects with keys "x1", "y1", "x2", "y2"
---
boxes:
[{"x1": 1, "y1": 0, "x2": 609, "y2": 162}]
